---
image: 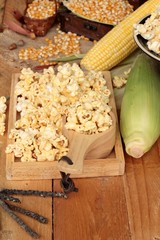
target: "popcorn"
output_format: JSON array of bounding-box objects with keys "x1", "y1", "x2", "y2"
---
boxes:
[
  {"x1": 112, "y1": 68, "x2": 131, "y2": 88},
  {"x1": 0, "y1": 96, "x2": 7, "y2": 136},
  {"x1": 6, "y1": 142, "x2": 24, "y2": 158},
  {"x1": 21, "y1": 152, "x2": 36, "y2": 162},
  {"x1": 36, "y1": 149, "x2": 59, "y2": 162},
  {"x1": 0, "y1": 121, "x2": 6, "y2": 136},
  {"x1": 134, "y1": 5, "x2": 160, "y2": 55},
  {"x1": 0, "y1": 96, "x2": 7, "y2": 112},
  {"x1": 37, "y1": 139, "x2": 53, "y2": 152},
  {"x1": 6, "y1": 63, "x2": 113, "y2": 161}
]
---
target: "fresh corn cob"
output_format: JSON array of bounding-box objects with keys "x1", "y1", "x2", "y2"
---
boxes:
[
  {"x1": 120, "y1": 53, "x2": 160, "y2": 158},
  {"x1": 81, "y1": 0, "x2": 160, "y2": 71}
]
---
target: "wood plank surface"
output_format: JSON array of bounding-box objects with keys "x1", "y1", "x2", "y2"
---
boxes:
[
  {"x1": 0, "y1": 5, "x2": 160, "y2": 239},
  {"x1": 124, "y1": 139, "x2": 160, "y2": 240},
  {"x1": 54, "y1": 140, "x2": 160, "y2": 240},
  {"x1": 54, "y1": 177, "x2": 132, "y2": 240},
  {"x1": 0, "y1": 61, "x2": 53, "y2": 240}
]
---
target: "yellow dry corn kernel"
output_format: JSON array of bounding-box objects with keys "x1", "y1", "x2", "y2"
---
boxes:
[
  {"x1": 26, "y1": 0, "x2": 56, "y2": 19},
  {"x1": 63, "y1": 0, "x2": 133, "y2": 25},
  {"x1": 19, "y1": 28, "x2": 89, "y2": 65}
]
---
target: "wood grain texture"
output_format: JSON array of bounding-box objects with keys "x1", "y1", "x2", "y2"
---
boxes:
[
  {"x1": 124, "y1": 139, "x2": 160, "y2": 240},
  {"x1": 54, "y1": 177, "x2": 131, "y2": 240},
  {"x1": 54, "y1": 139, "x2": 160, "y2": 240},
  {"x1": 0, "y1": 61, "x2": 53, "y2": 240}
]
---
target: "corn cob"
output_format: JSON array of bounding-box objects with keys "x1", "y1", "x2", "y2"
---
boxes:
[
  {"x1": 120, "y1": 53, "x2": 160, "y2": 158},
  {"x1": 81, "y1": 0, "x2": 160, "y2": 71}
]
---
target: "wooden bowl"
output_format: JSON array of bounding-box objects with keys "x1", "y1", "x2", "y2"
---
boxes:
[
  {"x1": 58, "y1": 112, "x2": 116, "y2": 174},
  {"x1": 24, "y1": 15, "x2": 56, "y2": 36},
  {"x1": 24, "y1": 0, "x2": 57, "y2": 36}
]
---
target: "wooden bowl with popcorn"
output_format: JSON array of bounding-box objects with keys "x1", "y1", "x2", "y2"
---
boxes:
[
  {"x1": 58, "y1": 111, "x2": 116, "y2": 174},
  {"x1": 55, "y1": 65, "x2": 117, "y2": 174},
  {"x1": 6, "y1": 64, "x2": 124, "y2": 180},
  {"x1": 24, "y1": 0, "x2": 57, "y2": 36}
]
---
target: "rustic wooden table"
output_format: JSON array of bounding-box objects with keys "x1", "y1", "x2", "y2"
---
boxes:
[
  {"x1": 0, "y1": 47, "x2": 160, "y2": 240},
  {"x1": 0, "y1": 2, "x2": 160, "y2": 238}
]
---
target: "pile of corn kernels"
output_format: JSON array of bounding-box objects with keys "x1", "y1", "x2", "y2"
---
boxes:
[
  {"x1": 6, "y1": 63, "x2": 112, "y2": 162},
  {"x1": 0, "y1": 96, "x2": 7, "y2": 136},
  {"x1": 19, "y1": 28, "x2": 89, "y2": 65},
  {"x1": 62, "y1": 0, "x2": 133, "y2": 25},
  {"x1": 26, "y1": 0, "x2": 56, "y2": 19}
]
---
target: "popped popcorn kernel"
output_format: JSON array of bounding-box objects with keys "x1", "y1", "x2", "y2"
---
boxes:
[
  {"x1": 6, "y1": 63, "x2": 113, "y2": 162},
  {"x1": 112, "y1": 68, "x2": 131, "y2": 88},
  {"x1": 0, "y1": 96, "x2": 7, "y2": 136},
  {"x1": 134, "y1": 5, "x2": 160, "y2": 55}
]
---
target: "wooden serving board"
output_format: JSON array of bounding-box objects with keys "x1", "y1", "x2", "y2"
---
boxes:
[{"x1": 6, "y1": 71, "x2": 125, "y2": 180}]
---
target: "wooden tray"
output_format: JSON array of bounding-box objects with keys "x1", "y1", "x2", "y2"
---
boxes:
[{"x1": 6, "y1": 72, "x2": 125, "y2": 180}]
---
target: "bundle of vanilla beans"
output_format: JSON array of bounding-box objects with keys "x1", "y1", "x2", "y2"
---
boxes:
[{"x1": 0, "y1": 188, "x2": 67, "y2": 239}]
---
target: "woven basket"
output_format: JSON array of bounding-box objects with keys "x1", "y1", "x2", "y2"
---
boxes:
[{"x1": 24, "y1": 0, "x2": 57, "y2": 36}]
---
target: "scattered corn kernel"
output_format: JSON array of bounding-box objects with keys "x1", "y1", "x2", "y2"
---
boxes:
[{"x1": 19, "y1": 28, "x2": 89, "y2": 65}]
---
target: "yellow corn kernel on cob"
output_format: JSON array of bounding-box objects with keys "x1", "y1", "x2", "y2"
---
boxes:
[{"x1": 81, "y1": 0, "x2": 160, "y2": 71}]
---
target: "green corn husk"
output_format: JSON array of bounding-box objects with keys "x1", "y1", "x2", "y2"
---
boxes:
[
  {"x1": 120, "y1": 53, "x2": 160, "y2": 158},
  {"x1": 48, "y1": 54, "x2": 85, "y2": 63}
]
